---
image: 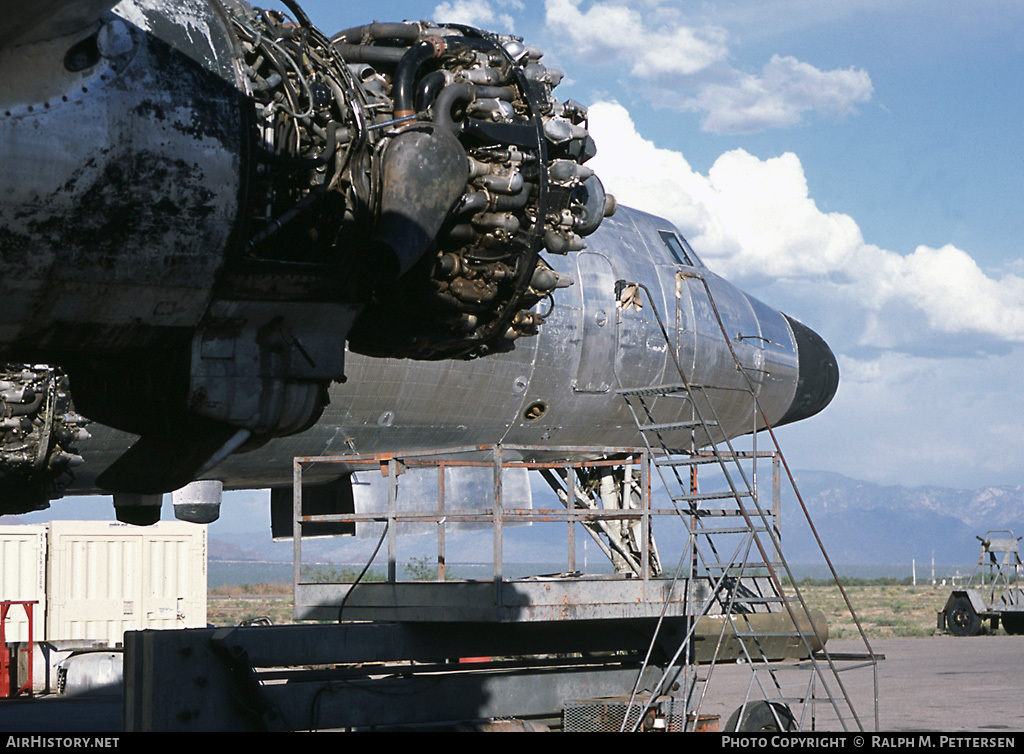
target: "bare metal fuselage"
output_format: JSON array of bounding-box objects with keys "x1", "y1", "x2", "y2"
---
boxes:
[{"x1": 68, "y1": 205, "x2": 816, "y2": 492}]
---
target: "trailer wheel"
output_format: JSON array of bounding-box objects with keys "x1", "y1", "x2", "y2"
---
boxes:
[
  {"x1": 947, "y1": 597, "x2": 981, "y2": 636},
  {"x1": 723, "y1": 701, "x2": 796, "y2": 732},
  {"x1": 1002, "y1": 614, "x2": 1024, "y2": 635}
]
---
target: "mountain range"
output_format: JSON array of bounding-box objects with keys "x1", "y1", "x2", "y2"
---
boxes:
[
  {"x1": 201, "y1": 471, "x2": 1024, "y2": 574},
  {"x1": 781, "y1": 470, "x2": 1024, "y2": 567},
  {"x1": 6, "y1": 471, "x2": 1022, "y2": 576}
]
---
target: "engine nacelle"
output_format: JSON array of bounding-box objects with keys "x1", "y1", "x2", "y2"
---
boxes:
[{"x1": 0, "y1": 0, "x2": 614, "y2": 503}]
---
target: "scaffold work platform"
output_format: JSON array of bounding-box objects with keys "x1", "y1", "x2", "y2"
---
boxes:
[{"x1": 123, "y1": 267, "x2": 879, "y2": 732}]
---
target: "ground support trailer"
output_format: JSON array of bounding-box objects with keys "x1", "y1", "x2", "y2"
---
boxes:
[{"x1": 939, "y1": 530, "x2": 1024, "y2": 636}]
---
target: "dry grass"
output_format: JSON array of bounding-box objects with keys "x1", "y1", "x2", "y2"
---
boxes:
[
  {"x1": 203, "y1": 581, "x2": 991, "y2": 638},
  {"x1": 786, "y1": 583, "x2": 953, "y2": 639},
  {"x1": 207, "y1": 583, "x2": 293, "y2": 626},
  {"x1": 209, "y1": 582, "x2": 292, "y2": 596}
]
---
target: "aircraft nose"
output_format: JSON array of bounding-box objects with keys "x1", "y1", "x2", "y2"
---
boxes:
[{"x1": 776, "y1": 315, "x2": 839, "y2": 427}]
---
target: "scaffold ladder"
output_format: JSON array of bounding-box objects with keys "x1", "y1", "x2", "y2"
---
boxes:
[{"x1": 612, "y1": 270, "x2": 879, "y2": 733}]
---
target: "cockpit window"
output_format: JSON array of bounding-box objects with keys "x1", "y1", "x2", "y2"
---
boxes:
[{"x1": 658, "y1": 230, "x2": 700, "y2": 267}]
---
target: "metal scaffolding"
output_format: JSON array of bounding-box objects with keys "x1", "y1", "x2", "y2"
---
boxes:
[{"x1": 124, "y1": 270, "x2": 880, "y2": 733}]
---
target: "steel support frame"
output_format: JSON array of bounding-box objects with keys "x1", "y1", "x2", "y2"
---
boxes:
[{"x1": 123, "y1": 619, "x2": 679, "y2": 731}]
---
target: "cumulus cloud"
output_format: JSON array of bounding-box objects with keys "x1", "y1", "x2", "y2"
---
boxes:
[
  {"x1": 543, "y1": 1, "x2": 872, "y2": 133},
  {"x1": 585, "y1": 102, "x2": 1024, "y2": 349},
  {"x1": 893, "y1": 245, "x2": 1024, "y2": 340},
  {"x1": 544, "y1": 0, "x2": 728, "y2": 78},
  {"x1": 687, "y1": 55, "x2": 873, "y2": 133},
  {"x1": 433, "y1": 0, "x2": 517, "y2": 31},
  {"x1": 776, "y1": 346, "x2": 1024, "y2": 487}
]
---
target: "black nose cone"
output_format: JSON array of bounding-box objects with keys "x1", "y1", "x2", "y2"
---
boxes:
[{"x1": 777, "y1": 315, "x2": 839, "y2": 427}]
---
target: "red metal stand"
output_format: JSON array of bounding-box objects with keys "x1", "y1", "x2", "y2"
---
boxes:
[{"x1": 0, "y1": 601, "x2": 36, "y2": 697}]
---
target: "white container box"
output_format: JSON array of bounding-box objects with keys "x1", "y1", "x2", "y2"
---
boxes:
[
  {"x1": 46, "y1": 521, "x2": 207, "y2": 644},
  {"x1": 0, "y1": 525, "x2": 47, "y2": 643}
]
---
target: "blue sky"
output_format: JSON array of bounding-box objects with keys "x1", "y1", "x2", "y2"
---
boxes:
[{"x1": 288, "y1": 0, "x2": 1024, "y2": 489}]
